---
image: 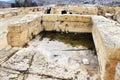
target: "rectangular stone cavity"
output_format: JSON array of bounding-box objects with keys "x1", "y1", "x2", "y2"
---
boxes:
[{"x1": 7, "y1": 14, "x2": 92, "y2": 47}]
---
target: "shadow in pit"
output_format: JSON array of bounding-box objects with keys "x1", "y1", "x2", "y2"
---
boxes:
[{"x1": 39, "y1": 31, "x2": 96, "y2": 51}]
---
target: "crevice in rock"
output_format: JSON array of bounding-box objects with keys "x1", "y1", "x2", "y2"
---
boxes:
[
  {"x1": 0, "y1": 49, "x2": 18, "y2": 65},
  {"x1": 1, "y1": 67, "x2": 24, "y2": 73},
  {"x1": 28, "y1": 73, "x2": 73, "y2": 80}
]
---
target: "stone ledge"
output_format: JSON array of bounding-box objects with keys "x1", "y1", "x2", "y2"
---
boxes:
[
  {"x1": 92, "y1": 16, "x2": 120, "y2": 60},
  {"x1": 68, "y1": 5, "x2": 98, "y2": 15},
  {"x1": 92, "y1": 16, "x2": 120, "y2": 80},
  {"x1": 58, "y1": 14, "x2": 92, "y2": 22}
]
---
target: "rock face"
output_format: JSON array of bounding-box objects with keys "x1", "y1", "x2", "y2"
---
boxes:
[
  {"x1": 0, "y1": 68, "x2": 24, "y2": 80},
  {"x1": 92, "y1": 16, "x2": 120, "y2": 80},
  {"x1": 7, "y1": 14, "x2": 92, "y2": 47},
  {"x1": 0, "y1": 15, "x2": 27, "y2": 50},
  {"x1": 68, "y1": 5, "x2": 98, "y2": 15},
  {"x1": 0, "y1": 7, "x2": 42, "y2": 50},
  {"x1": 0, "y1": 47, "x2": 19, "y2": 64},
  {"x1": 7, "y1": 12, "x2": 42, "y2": 47},
  {"x1": 0, "y1": 7, "x2": 41, "y2": 19}
]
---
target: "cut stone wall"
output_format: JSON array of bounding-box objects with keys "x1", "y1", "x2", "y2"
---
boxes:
[
  {"x1": 57, "y1": 15, "x2": 92, "y2": 32},
  {"x1": 92, "y1": 16, "x2": 120, "y2": 80},
  {"x1": 44, "y1": 5, "x2": 120, "y2": 24},
  {"x1": 7, "y1": 14, "x2": 92, "y2": 47},
  {"x1": 68, "y1": 5, "x2": 98, "y2": 15},
  {"x1": 0, "y1": 14, "x2": 28, "y2": 50},
  {"x1": 7, "y1": 12, "x2": 42, "y2": 47}
]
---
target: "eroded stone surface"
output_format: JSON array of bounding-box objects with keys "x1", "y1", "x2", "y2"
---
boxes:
[
  {"x1": 7, "y1": 12, "x2": 43, "y2": 47},
  {"x1": 92, "y1": 16, "x2": 120, "y2": 80},
  {"x1": 28, "y1": 37, "x2": 99, "y2": 79},
  {"x1": 0, "y1": 68, "x2": 24, "y2": 80},
  {"x1": 26, "y1": 74, "x2": 59, "y2": 80},
  {"x1": 58, "y1": 14, "x2": 92, "y2": 22},
  {"x1": 1, "y1": 48, "x2": 35, "y2": 71},
  {"x1": 68, "y1": 5, "x2": 98, "y2": 15},
  {"x1": 0, "y1": 35, "x2": 100, "y2": 80},
  {"x1": 0, "y1": 15, "x2": 26, "y2": 50},
  {"x1": 7, "y1": 14, "x2": 92, "y2": 47},
  {"x1": 0, "y1": 47, "x2": 19, "y2": 64},
  {"x1": 92, "y1": 16, "x2": 120, "y2": 60}
]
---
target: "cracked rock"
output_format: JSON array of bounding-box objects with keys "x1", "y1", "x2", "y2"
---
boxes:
[
  {"x1": 26, "y1": 74, "x2": 59, "y2": 80},
  {"x1": 1, "y1": 48, "x2": 35, "y2": 71},
  {"x1": 29, "y1": 51, "x2": 76, "y2": 79},
  {"x1": 0, "y1": 68, "x2": 24, "y2": 80}
]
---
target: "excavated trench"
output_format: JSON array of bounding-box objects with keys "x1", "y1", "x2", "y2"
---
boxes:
[
  {"x1": 39, "y1": 31, "x2": 95, "y2": 50},
  {"x1": 0, "y1": 5, "x2": 120, "y2": 79},
  {"x1": 0, "y1": 27, "x2": 101, "y2": 80},
  {"x1": 0, "y1": 11, "x2": 101, "y2": 79},
  {"x1": 24, "y1": 31, "x2": 101, "y2": 80}
]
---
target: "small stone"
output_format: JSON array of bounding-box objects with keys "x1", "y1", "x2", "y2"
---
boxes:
[{"x1": 82, "y1": 58, "x2": 89, "y2": 65}]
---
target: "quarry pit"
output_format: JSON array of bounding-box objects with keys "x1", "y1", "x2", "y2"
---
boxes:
[{"x1": 0, "y1": 4, "x2": 120, "y2": 80}]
